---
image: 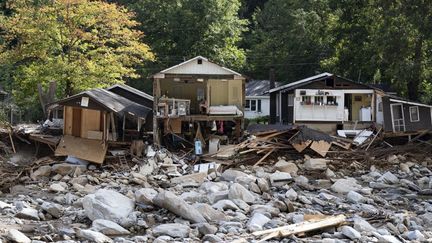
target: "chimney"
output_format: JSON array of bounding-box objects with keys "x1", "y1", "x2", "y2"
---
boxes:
[{"x1": 269, "y1": 68, "x2": 275, "y2": 89}]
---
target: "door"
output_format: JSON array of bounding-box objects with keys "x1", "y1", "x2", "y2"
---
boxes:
[
  {"x1": 344, "y1": 94, "x2": 352, "y2": 121},
  {"x1": 72, "y1": 108, "x2": 82, "y2": 137},
  {"x1": 390, "y1": 103, "x2": 405, "y2": 132}
]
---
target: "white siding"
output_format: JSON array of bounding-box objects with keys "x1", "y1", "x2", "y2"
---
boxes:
[{"x1": 245, "y1": 97, "x2": 270, "y2": 119}]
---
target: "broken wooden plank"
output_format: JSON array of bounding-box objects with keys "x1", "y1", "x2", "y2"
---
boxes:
[
  {"x1": 310, "y1": 140, "x2": 331, "y2": 157},
  {"x1": 291, "y1": 140, "x2": 312, "y2": 153},
  {"x1": 253, "y1": 148, "x2": 275, "y2": 166},
  {"x1": 365, "y1": 128, "x2": 382, "y2": 151},
  {"x1": 253, "y1": 215, "x2": 346, "y2": 242}
]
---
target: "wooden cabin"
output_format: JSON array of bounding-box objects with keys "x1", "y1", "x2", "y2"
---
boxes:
[
  {"x1": 53, "y1": 88, "x2": 151, "y2": 163},
  {"x1": 152, "y1": 56, "x2": 246, "y2": 145}
]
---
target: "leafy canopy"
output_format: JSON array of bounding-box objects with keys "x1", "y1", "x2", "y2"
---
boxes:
[{"x1": 0, "y1": 0, "x2": 153, "y2": 106}]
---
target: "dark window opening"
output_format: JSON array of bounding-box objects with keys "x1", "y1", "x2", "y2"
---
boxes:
[
  {"x1": 325, "y1": 78, "x2": 335, "y2": 87},
  {"x1": 257, "y1": 100, "x2": 262, "y2": 112},
  {"x1": 197, "y1": 59, "x2": 203, "y2": 64}
]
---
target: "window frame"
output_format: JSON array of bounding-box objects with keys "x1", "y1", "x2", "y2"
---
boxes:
[
  {"x1": 250, "y1": 99, "x2": 257, "y2": 111},
  {"x1": 409, "y1": 106, "x2": 420, "y2": 122},
  {"x1": 245, "y1": 99, "x2": 251, "y2": 111}
]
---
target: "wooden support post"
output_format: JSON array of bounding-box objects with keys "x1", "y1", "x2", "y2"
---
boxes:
[
  {"x1": 153, "y1": 78, "x2": 161, "y2": 146},
  {"x1": 122, "y1": 115, "x2": 126, "y2": 141},
  {"x1": 235, "y1": 118, "x2": 241, "y2": 142},
  {"x1": 110, "y1": 112, "x2": 117, "y2": 141}
]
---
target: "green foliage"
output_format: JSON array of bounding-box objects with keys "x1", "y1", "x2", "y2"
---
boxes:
[
  {"x1": 129, "y1": 0, "x2": 248, "y2": 73},
  {"x1": 0, "y1": 0, "x2": 153, "y2": 107}
]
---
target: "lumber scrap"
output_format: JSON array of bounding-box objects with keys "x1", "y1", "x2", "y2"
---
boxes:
[
  {"x1": 253, "y1": 148, "x2": 275, "y2": 166},
  {"x1": 309, "y1": 140, "x2": 331, "y2": 157},
  {"x1": 253, "y1": 214, "x2": 346, "y2": 242},
  {"x1": 291, "y1": 140, "x2": 311, "y2": 153}
]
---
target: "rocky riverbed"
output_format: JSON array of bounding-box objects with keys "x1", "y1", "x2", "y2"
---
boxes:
[{"x1": 0, "y1": 149, "x2": 432, "y2": 242}]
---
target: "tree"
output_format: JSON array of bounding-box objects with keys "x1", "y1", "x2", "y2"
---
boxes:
[
  {"x1": 247, "y1": 0, "x2": 333, "y2": 82},
  {"x1": 127, "y1": 0, "x2": 247, "y2": 91},
  {"x1": 0, "y1": 0, "x2": 153, "y2": 107}
]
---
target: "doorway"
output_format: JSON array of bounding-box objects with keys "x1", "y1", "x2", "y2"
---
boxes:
[
  {"x1": 72, "y1": 108, "x2": 82, "y2": 137},
  {"x1": 344, "y1": 94, "x2": 352, "y2": 121},
  {"x1": 390, "y1": 103, "x2": 405, "y2": 132}
]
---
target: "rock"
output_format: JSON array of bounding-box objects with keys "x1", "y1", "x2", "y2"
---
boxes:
[
  {"x1": 7, "y1": 229, "x2": 31, "y2": 243},
  {"x1": 331, "y1": 178, "x2": 362, "y2": 194},
  {"x1": 30, "y1": 165, "x2": 51, "y2": 180},
  {"x1": 228, "y1": 183, "x2": 256, "y2": 204},
  {"x1": 379, "y1": 171, "x2": 399, "y2": 184},
  {"x1": 70, "y1": 176, "x2": 88, "y2": 186},
  {"x1": 387, "y1": 155, "x2": 399, "y2": 164},
  {"x1": 52, "y1": 163, "x2": 86, "y2": 176},
  {"x1": 353, "y1": 217, "x2": 376, "y2": 233},
  {"x1": 303, "y1": 158, "x2": 328, "y2": 170},
  {"x1": 269, "y1": 171, "x2": 292, "y2": 186},
  {"x1": 341, "y1": 226, "x2": 361, "y2": 240},
  {"x1": 400, "y1": 163, "x2": 411, "y2": 173},
  {"x1": 76, "y1": 229, "x2": 113, "y2": 243},
  {"x1": 83, "y1": 189, "x2": 135, "y2": 227},
  {"x1": 407, "y1": 230, "x2": 425, "y2": 241},
  {"x1": 135, "y1": 188, "x2": 158, "y2": 205},
  {"x1": 0, "y1": 200, "x2": 12, "y2": 209},
  {"x1": 41, "y1": 202, "x2": 64, "y2": 218},
  {"x1": 92, "y1": 219, "x2": 130, "y2": 236},
  {"x1": 247, "y1": 212, "x2": 271, "y2": 232},
  {"x1": 256, "y1": 178, "x2": 270, "y2": 193},
  {"x1": 202, "y1": 234, "x2": 223, "y2": 242},
  {"x1": 380, "y1": 234, "x2": 402, "y2": 243},
  {"x1": 16, "y1": 207, "x2": 40, "y2": 220},
  {"x1": 200, "y1": 182, "x2": 228, "y2": 193},
  {"x1": 232, "y1": 199, "x2": 250, "y2": 212},
  {"x1": 207, "y1": 191, "x2": 229, "y2": 204},
  {"x1": 193, "y1": 203, "x2": 228, "y2": 222},
  {"x1": 212, "y1": 199, "x2": 239, "y2": 211},
  {"x1": 285, "y1": 188, "x2": 298, "y2": 201},
  {"x1": 153, "y1": 190, "x2": 206, "y2": 223},
  {"x1": 153, "y1": 223, "x2": 190, "y2": 238},
  {"x1": 139, "y1": 158, "x2": 157, "y2": 176},
  {"x1": 325, "y1": 168, "x2": 336, "y2": 178},
  {"x1": 171, "y1": 172, "x2": 207, "y2": 185},
  {"x1": 347, "y1": 191, "x2": 364, "y2": 203},
  {"x1": 274, "y1": 160, "x2": 298, "y2": 174},
  {"x1": 220, "y1": 169, "x2": 249, "y2": 182},
  {"x1": 196, "y1": 223, "x2": 218, "y2": 235},
  {"x1": 49, "y1": 183, "x2": 66, "y2": 193}
]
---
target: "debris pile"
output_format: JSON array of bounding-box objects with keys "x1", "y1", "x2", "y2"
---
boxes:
[{"x1": 0, "y1": 143, "x2": 431, "y2": 242}]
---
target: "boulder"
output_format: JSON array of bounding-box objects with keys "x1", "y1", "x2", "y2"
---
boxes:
[
  {"x1": 285, "y1": 188, "x2": 298, "y2": 201},
  {"x1": 76, "y1": 229, "x2": 113, "y2": 243},
  {"x1": 274, "y1": 160, "x2": 298, "y2": 174},
  {"x1": 193, "y1": 203, "x2": 228, "y2": 222},
  {"x1": 228, "y1": 183, "x2": 256, "y2": 204},
  {"x1": 331, "y1": 178, "x2": 362, "y2": 194},
  {"x1": 195, "y1": 223, "x2": 218, "y2": 235},
  {"x1": 52, "y1": 163, "x2": 86, "y2": 176},
  {"x1": 49, "y1": 183, "x2": 66, "y2": 193},
  {"x1": 353, "y1": 217, "x2": 376, "y2": 233},
  {"x1": 379, "y1": 172, "x2": 399, "y2": 184},
  {"x1": 41, "y1": 202, "x2": 64, "y2": 218},
  {"x1": 220, "y1": 169, "x2": 250, "y2": 182},
  {"x1": 153, "y1": 190, "x2": 206, "y2": 223},
  {"x1": 153, "y1": 223, "x2": 190, "y2": 238},
  {"x1": 83, "y1": 189, "x2": 135, "y2": 227},
  {"x1": 303, "y1": 158, "x2": 328, "y2": 170},
  {"x1": 212, "y1": 199, "x2": 240, "y2": 211},
  {"x1": 7, "y1": 229, "x2": 31, "y2": 243},
  {"x1": 16, "y1": 207, "x2": 39, "y2": 220},
  {"x1": 341, "y1": 226, "x2": 361, "y2": 240},
  {"x1": 92, "y1": 219, "x2": 130, "y2": 236},
  {"x1": 30, "y1": 165, "x2": 51, "y2": 180},
  {"x1": 347, "y1": 191, "x2": 364, "y2": 203},
  {"x1": 247, "y1": 212, "x2": 270, "y2": 232},
  {"x1": 407, "y1": 230, "x2": 425, "y2": 241},
  {"x1": 135, "y1": 188, "x2": 158, "y2": 205},
  {"x1": 256, "y1": 178, "x2": 270, "y2": 193},
  {"x1": 269, "y1": 172, "x2": 292, "y2": 187}
]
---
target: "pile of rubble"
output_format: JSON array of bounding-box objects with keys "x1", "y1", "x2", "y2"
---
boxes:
[{"x1": 0, "y1": 146, "x2": 432, "y2": 242}]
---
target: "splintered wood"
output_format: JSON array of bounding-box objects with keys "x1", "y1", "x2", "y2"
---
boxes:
[{"x1": 253, "y1": 215, "x2": 346, "y2": 242}]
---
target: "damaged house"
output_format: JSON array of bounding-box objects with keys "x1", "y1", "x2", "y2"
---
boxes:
[
  {"x1": 152, "y1": 56, "x2": 245, "y2": 146},
  {"x1": 38, "y1": 86, "x2": 153, "y2": 164},
  {"x1": 245, "y1": 80, "x2": 280, "y2": 119}
]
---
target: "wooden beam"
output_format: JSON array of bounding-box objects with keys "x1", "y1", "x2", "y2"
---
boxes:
[
  {"x1": 110, "y1": 112, "x2": 117, "y2": 141},
  {"x1": 254, "y1": 148, "x2": 275, "y2": 166}
]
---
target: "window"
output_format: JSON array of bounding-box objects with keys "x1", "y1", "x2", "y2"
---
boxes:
[
  {"x1": 378, "y1": 102, "x2": 383, "y2": 112},
  {"x1": 245, "y1": 99, "x2": 251, "y2": 110},
  {"x1": 251, "y1": 100, "x2": 257, "y2": 111},
  {"x1": 288, "y1": 94, "x2": 294, "y2": 106},
  {"x1": 257, "y1": 100, "x2": 262, "y2": 112},
  {"x1": 409, "y1": 106, "x2": 420, "y2": 122},
  {"x1": 315, "y1": 96, "x2": 324, "y2": 105},
  {"x1": 325, "y1": 78, "x2": 334, "y2": 87},
  {"x1": 301, "y1": 96, "x2": 312, "y2": 105},
  {"x1": 326, "y1": 96, "x2": 337, "y2": 105},
  {"x1": 197, "y1": 88, "x2": 204, "y2": 101},
  {"x1": 197, "y1": 58, "x2": 203, "y2": 64}
]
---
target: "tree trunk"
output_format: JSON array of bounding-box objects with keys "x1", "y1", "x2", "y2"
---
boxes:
[
  {"x1": 65, "y1": 79, "x2": 72, "y2": 97},
  {"x1": 407, "y1": 36, "x2": 423, "y2": 101}
]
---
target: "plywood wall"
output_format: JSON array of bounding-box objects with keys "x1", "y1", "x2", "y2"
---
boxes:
[
  {"x1": 80, "y1": 108, "x2": 101, "y2": 138},
  {"x1": 64, "y1": 106, "x2": 73, "y2": 135},
  {"x1": 351, "y1": 94, "x2": 372, "y2": 121}
]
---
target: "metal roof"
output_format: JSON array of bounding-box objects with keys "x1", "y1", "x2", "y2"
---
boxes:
[
  {"x1": 269, "y1": 72, "x2": 333, "y2": 93},
  {"x1": 246, "y1": 80, "x2": 281, "y2": 96},
  {"x1": 56, "y1": 88, "x2": 151, "y2": 118},
  {"x1": 107, "y1": 84, "x2": 154, "y2": 101}
]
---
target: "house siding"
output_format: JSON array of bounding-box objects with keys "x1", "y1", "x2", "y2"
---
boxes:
[{"x1": 383, "y1": 96, "x2": 432, "y2": 132}]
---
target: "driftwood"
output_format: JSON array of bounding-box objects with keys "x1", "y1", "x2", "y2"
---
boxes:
[{"x1": 253, "y1": 215, "x2": 346, "y2": 242}]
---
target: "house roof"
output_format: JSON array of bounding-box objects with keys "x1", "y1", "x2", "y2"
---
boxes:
[
  {"x1": 153, "y1": 56, "x2": 243, "y2": 77},
  {"x1": 107, "y1": 84, "x2": 154, "y2": 101},
  {"x1": 269, "y1": 73, "x2": 333, "y2": 93},
  {"x1": 56, "y1": 88, "x2": 152, "y2": 118},
  {"x1": 385, "y1": 93, "x2": 432, "y2": 108},
  {"x1": 246, "y1": 80, "x2": 282, "y2": 96}
]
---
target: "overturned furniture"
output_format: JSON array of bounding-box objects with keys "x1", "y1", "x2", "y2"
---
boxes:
[{"x1": 50, "y1": 88, "x2": 152, "y2": 164}]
